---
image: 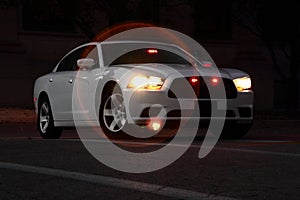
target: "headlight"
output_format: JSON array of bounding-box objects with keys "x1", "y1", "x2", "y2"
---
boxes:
[
  {"x1": 233, "y1": 77, "x2": 252, "y2": 92},
  {"x1": 128, "y1": 75, "x2": 164, "y2": 90}
]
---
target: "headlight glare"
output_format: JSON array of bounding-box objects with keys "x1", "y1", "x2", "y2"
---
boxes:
[
  {"x1": 128, "y1": 75, "x2": 164, "y2": 90},
  {"x1": 233, "y1": 77, "x2": 251, "y2": 92}
]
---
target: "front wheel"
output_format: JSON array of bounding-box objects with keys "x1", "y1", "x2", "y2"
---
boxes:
[
  {"x1": 99, "y1": 86, "x2": 127, "y2": 139},
  {"x1": 37, "y1": 98, "x2": 62, "y2": 139},
  {"x1": 99, "y1": 85, "x2": 179, "y2": 141}
]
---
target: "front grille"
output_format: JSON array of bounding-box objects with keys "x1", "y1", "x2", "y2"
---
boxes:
[
  {"x1": 167, "y1": 110, "x2": 181, "y2": 117},
  {"x1": 168, "y1": 76, "x2": 238, "y2": 99},
  {"x1": 198, "y1": 100, "x2": 235, "y2": 118},
  {"x1": 199, "y1": 100, "x2": 211, "y2": 117},
  {"x1": 140, "y1": 104, "x2": 235, "y2": 119},
  {"x1": 226, "y1": 110, "x2": 235, "y2": 117},
  {"x1": 140, "y1": 107, "x2": 161, "y2": 118}
]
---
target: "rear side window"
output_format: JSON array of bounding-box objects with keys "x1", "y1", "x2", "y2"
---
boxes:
[{"x1": 56, "y1": 45, "x2": 99, "y2": 72}]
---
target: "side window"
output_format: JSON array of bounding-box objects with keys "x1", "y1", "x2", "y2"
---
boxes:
[
  {"x1": 57, "y1": 48, "x2": 84, "y2": 72},
  {"x1": 56, "y1": 45, "x2": 99, "y2": 72}
]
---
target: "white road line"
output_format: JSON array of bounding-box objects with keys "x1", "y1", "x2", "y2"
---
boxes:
[{"x1": 0, "y1": 162, "x2": 236, "y2": 200}]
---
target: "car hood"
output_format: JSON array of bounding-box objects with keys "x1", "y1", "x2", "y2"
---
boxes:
[{"x1": 219, "y1": 68, "x2": 250, "y2": 79}]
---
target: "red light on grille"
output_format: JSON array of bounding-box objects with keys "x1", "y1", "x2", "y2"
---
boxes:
[
  {"x1": 190, "y1": 77, "x2": 199, "y2": 87},
  {"x1": 147, "y1": 49, "x2": 158, "y2": 54},
  {"x1": 191, "y1": 78, "x2": 198, "y2": 83},
  {"x1": 211, "y1": 78, "x2": 219, "y2": 86}
]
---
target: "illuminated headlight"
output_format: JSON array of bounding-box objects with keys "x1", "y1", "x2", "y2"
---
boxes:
[
  {"x1": 233, "y1": 77, "x2": 252, "y2": 92},
  {"x1": 128, "y1": 75, "x2": 164, "y2": 90}
]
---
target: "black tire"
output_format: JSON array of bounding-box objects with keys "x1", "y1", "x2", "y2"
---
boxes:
[
  {"x1": 99, "y1": 85, "x2": 127, "y2": 139},
  {"x1": 221, "y1": 121, "x2": 252, "y2": 139},
  {"x1": 37, "y1": 97, "x2": 63, "y2": 139}
]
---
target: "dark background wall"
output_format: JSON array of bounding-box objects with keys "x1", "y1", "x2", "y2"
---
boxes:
[{"x1": 0, "y1": 0, "x2": 299, "y2": 111}]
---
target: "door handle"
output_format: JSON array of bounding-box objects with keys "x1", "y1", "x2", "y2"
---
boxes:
[
  {"x1": 68, "y1": 79, "x2": 73, "y2": 84},
  {"x1": 49, "y1": 78, "x2": 53, "y2": 82}
]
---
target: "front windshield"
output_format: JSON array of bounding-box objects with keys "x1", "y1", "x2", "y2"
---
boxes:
[
  {"x1": 110, "y1": 48, "x2": 191, "y2": 65},
  {"x1": 101, "y1": 42, "x2": 195, "y2": 67}
]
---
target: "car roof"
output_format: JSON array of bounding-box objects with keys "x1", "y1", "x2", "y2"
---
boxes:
[{"x1": 100, "y1": 40, "x2": 178, "y2": 48}]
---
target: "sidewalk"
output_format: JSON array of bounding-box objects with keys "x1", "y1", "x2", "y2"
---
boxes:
[{"x1": 0, "y1": 108, "x2": 35, "y2": 124}]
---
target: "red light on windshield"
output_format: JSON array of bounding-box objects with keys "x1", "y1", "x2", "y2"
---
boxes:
[
  {"x1": 147, "y1": 49, "x2": 158, "y2": 54},
  {"x1": 203, "y1": 62, "x2": 212, "y2": 67}
]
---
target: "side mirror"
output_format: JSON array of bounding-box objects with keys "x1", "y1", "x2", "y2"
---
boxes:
[{"x1": 77, "y1": 58, "x2": 95, "y2": 70}]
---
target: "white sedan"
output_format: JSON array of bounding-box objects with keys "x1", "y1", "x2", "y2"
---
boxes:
[{"x1": 33, "y1": 41, "x2": 253, "y2": 139}]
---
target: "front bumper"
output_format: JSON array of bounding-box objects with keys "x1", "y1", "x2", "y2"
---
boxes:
[{"x1": 123, "y1": 89, "x2": 254, "y2": 125}]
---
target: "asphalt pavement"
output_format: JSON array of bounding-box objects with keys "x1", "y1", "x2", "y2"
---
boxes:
[{"x1": 0, "y1": 119, "x2": 299, "y2": 199}]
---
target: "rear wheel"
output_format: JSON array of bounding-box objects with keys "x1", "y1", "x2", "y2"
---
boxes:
[{"x1": 37, "y1": 98, "x2": 62, "y2": 139}]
